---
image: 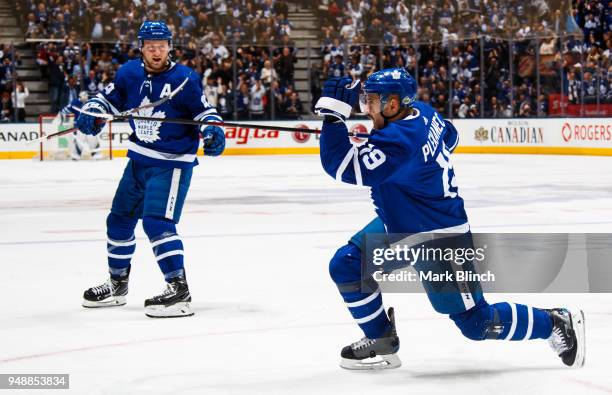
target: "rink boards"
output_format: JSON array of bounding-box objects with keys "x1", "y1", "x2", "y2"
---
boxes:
[{"x1": 0, "y1": 117, "x2": 611, "y2": 159}]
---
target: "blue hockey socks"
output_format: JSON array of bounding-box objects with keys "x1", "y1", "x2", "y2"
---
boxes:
[
  {"x1": 106, "y1": 212, "x2": 138, "y2": 279},
  {"x1": 450, "y1": 299, "x2": 553, "y2": 341},
  {"x1": 142, "y1": 216, "x2": 185, "y2": 280},
  {"x1": 489, "y1": 302, "x2": 553, "y2": 340},
  {"x1": 330, "y1": 243, "x2": 391, "y2": 339}
]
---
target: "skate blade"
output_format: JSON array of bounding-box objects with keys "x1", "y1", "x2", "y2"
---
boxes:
[
  {"x1": 570, "y1": 309, "x2": 586, "y2": 368},
  {"x1": 145, "y1": 302, "x2": 194, "y2": 318},
  {"x1": 340, "y1": 354, "x2": 401, "y2": 370},
  {"x1": 82, "y1": 296, "x2": 126, "y2": 308}
]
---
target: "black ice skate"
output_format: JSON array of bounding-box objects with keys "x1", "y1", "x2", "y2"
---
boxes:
[
  {"x1": 340, "y1": 307, "x2": 401, "y2": 370},
  {"x1": 82, "y1": 274, "x2": 128, "y2": 308},
  {"x1": 546, "y1": 308, "x2": 586, "y2": 368},
  {"x1": 144, "y1": 277, "x2": 193, "y2": 318}
]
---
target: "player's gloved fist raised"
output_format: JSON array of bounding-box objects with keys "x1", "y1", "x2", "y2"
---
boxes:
[
  {"x1": 314, "y1": 77, "x2": 361, "y2": 122},
  {"x1": 201, "y1": 125, "x2": 225, "y2": 157},
  {"x1": 75, "y1": 101, "x2": 107, "y2": 136}
]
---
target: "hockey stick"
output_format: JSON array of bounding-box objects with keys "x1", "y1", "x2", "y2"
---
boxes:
[
  {"x1": 28, "y1": 78, "x2": 191, "y2": 144},
  {"x1": 72, "y1": 110, "x2": 372, "y2": 139},
  {"x1": 88, "y1": 77, "x2": 190, "y2": 121},
  {"x1": 28, "y1": 125, "x2": 80, "y2": 144}
]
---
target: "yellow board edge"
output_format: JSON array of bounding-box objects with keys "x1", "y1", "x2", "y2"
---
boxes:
[{"x1": 2, "y1": 146, "x2": 612, "y2": 160}]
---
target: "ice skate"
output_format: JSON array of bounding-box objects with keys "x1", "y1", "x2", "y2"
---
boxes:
[
  {"x1": 340, "y1": 307, "x2": 401, "y2": 370},
  {"x1": 82, "y1": 274, "x2": 128, "y2": 308},
  {"x1": 144, "y1": 277, "x2": 193, "y2": 318},
  {"x1": 546, "y1": 308, "x2": 586, "y2": 368}
]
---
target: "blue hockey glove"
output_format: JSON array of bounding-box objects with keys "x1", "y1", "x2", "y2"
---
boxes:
[
  {"x1": 314, "y1": 77, "x2": 361, "y2": 122},
  {"x1": 201, "y1": 125, "x2": 225, "y2": 156},
  {"x1": 75, "y1": 101, "x2": 107, "y2": 136}
]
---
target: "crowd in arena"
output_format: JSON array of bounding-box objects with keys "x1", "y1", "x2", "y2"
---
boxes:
[
  {"x1": 3, "y1": 0, "x2": 612, "y2": 120},
  {"x1": 318, "y1": 0, "x2": 612, "y2": 118},
  {"x1": 13, "y1": 0, "x2": 303, "y2": 120}
]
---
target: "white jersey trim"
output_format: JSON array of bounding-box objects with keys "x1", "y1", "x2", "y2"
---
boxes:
[
  {"x1": 165, "y1": 169, "x2": 181, "y2": 220},
  {"x1": 352, "y1": 146, "x2": 363, "y2": 186},
  {"x1": 127, "y1": 141, "x2": 196, "y2": 163},
  {"x1": 448, "y1": 134, "x2": 459, "y2": 152},
  {"x1": 336, "y1": 147, "x2": 355, "y2": 182},
  {"x1": 389, "y1": 222, "x2": 470, "y2": 250}
]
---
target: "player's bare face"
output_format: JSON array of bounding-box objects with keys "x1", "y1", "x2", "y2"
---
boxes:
[
  {"x1": 363, "y1": 94, "x2": 407, "y2": 129},
  {"x1": 142, "y1": 40, "x2": 170, "y2": 73},
  {"x1": 364, "y1": 94, "x2": 385, "y2": 129}
]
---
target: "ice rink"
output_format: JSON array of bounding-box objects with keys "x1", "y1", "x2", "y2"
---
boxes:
[{"x1": 1, "y1": 154, "x2": 611, "y2": 395}]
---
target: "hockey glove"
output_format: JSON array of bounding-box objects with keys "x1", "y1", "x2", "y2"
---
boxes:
[
  {"x1": 201, "y1": 125, "x2": 225, "y2": 156},
  {"x1": 75, "y1": 101, "x2": 107, "y2": 136},
  {"x1": 314, "y1": 77, "x2": 361, "y2": 122}
]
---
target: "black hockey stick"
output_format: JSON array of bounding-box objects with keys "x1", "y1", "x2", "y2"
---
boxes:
[
  {"x1": 72, "y1": 110, "x2": 371, "y2": 139},
  {"x1": 28, "y1": 123, "x2": 101, "y2": 144},
  {"x1": 29, "y1": 78, "x2": 191, "y2": 144}
]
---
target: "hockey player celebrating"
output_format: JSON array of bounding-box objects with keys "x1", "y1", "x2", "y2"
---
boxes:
[
  {"x1": 76, "y1": 21, "x2": 225, "y2": 317},
  {"x1": 57, "y1": 91, "x2": 103, "y2": 160},
  {"x1": 314, "y1": 69, "x2": 585, "y2": 369}
]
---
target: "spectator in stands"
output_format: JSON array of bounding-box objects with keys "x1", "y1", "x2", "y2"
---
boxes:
[
  {"x1": 328, "y1": 55, "x2": 345, "y2": 78},
  {"x1": 276, "y1": 46, "x2": 297, "y2": 89},
  {"x1": 0, "y1": 92, "x2": 13, "y2": 122},
  {"x1": 282, "y1": 91, "x2": 303, "y2": 119},
  {"x1": 83, "y1": 70, "x2": 101, "y2": 97},
  {"x1": 11, "y1": 0, "x2": 612, "y2": 121},
  {"x1": 11, "y1": 82, "x2": 29, "y2": 122},
  {"x1": 567, "y1": 70, "x2": 581, "y2": 103},
  {"x1": 249, "y1": 79, "x2": 267, "y2": 119},
  {"x1": 217, "y1": 82, "x2": 234, "y2": 118},
  {"x1": 310, "y1": 63, "x2": 322, "y2": 112},
  {"x1": 236, "y1": 83, "x2": 249, "y2": 119},
  {"x1": 48, "y1": 55, "x2": 66, "y2": 113},
  {"x1": 91, "y1": 14, "x2": 104, "y2": 40},
  {"x1": 260, "y1": 59, "x2": 278, "y2": 87}
]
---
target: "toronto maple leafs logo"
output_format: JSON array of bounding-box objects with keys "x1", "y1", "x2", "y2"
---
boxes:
[{"x1": 134, "y1": 97, "x2": 165, "y2": 143}]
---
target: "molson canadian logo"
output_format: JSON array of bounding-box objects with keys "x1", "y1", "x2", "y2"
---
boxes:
[
  {"x1": 473, "y1": 121, "x2": 543, "y2": 144},
  {"x1": 474, "y1": 127, "x2": 488, "y2": 142}
]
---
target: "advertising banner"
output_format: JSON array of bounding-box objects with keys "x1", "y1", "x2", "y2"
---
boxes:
[{"x1": 0, "y1": 118, "x2": 611, "y2": 159}]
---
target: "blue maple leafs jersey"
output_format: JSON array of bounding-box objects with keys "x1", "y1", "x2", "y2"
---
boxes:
[
  {"x1": 91, "y1": 60, "x2": 222, "y2": 168},
  {"x1": 320, "y1": 101, "x2": 468, "y2": 234}
]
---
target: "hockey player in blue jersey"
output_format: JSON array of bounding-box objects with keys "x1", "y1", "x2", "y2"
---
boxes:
[
  {"x1": 314, "y1": 69, "x2": 585, "y2": 369},
  {"x1": 58, "y1": 91, "x2": 103, "y2": 160},
  {"x1": 76, "y1": 21, "x2": 226, "y2": 318}
]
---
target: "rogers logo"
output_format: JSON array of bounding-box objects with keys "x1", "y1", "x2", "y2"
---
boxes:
[
  {"x1": 561, "y1": 123, "x2": 572, "y2": 142},
  {"x1": 350, "y1": 124, "x2": 369, "y2": 144},
  {"x1": 561, "y1": 122, "x2": 612, "y2": 143},
  {"x1": 292, "y1": 124, "x2": 311, "y2": 143}
]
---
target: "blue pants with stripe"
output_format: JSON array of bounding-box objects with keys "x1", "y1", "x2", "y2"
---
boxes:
[
  {"x1": 105, "y1": 159, "x2": 193, "y2": 280},
  {"x1": 331, "y1": 217, "x2": 553, "y2": 341}
]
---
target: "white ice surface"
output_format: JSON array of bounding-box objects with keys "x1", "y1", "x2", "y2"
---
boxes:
[{"x1": 0, "y1": 154, "x2": 611, "y2": 395}]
